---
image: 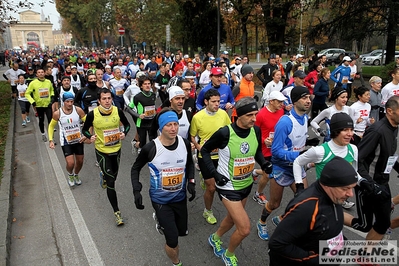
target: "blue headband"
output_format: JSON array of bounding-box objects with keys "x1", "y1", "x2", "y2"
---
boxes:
[
  {"x1": 62, "y1": 92, "x2": 75, "y2": 102},
  {"x1": 158, "y1": 111, "x2": 179, "y2": 131}
]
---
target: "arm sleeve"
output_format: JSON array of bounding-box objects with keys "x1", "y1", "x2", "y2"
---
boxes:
[
  {"x1": 130, "y1": 141, "x2": 155, "y2": 193},
  {"x1": 313, "y1": 80, "x2": 323, "y2": 96},
  {"x1": 357, "y1": 129, "x2": 380, "y2": 181},
  {"x1": 123, "y1": 86, "x2": 132, "y2": 106},
  {"x1": 196, "y1": 89, "x2": 205, "y2": 110},
  {"x1": 82, "y1": 112, "x2": 94, "y2": 138},
  {"x1": 256, "y1": 66, "x2": 266, "y2": 84},
  {"x1": 293, "y1": 147, "x2": 322, "y2": 183},
  {"x1": 232, "y1": 84, "x2": 240, "y2": 98},
  {"x1": 48, "y1": 119, "x2": 58, "y2": 141},
  {"x1": 269, "y1": 199, "x2": 320, "y2": 265},
  {"x1": 310, "y1": 108, "x2": 330, "y2": 130},
  {"x1": 25, "y1": 83, "x2": 35, "y2": 104},
  {"x1": 271, "y1": 116, "x2": 300, "y2": 162},
  {"x1": 201, "y1": 126, "x2": 229, "y2": 175},
  {"x1": 183, "y1": 138, "x2": 195, "y2": 180},
  {"x1": 254, "y1": 126, "x2": 267, "y2": 166},
  {"x1": 118, "y1": 108, "x2": 131, "y2": 135},
  {"x1": 330, "y1": 67, "x2": 340, "y2": 83}
]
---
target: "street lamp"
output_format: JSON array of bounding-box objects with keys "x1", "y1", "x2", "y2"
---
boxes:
[{"x1": 299, "y1": 0, "x2": 304, "y2": 53}]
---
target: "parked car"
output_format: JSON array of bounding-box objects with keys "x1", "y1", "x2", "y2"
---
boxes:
[
  {"x1": 360, "y1": 49, "x2": 383, "y2": 59},
  {"x1": 318, "y1": 48, "x2": 346, "y2": 66},
  {"x1": 362, "y1": 51, "x2": 399, "y2": 65}
]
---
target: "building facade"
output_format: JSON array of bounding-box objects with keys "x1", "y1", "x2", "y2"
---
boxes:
[{"x1": 8, "y1": 10, "x2": 54, "y2": 50}]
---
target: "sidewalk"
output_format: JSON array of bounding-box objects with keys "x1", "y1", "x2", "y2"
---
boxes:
[{"x1": 0, "y1": 66, "x2": 15, "y2": 266}]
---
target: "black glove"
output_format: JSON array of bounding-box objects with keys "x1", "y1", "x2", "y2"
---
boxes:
[
  {"x1": 359, "y1": 179, "x2": 389, "y2": 201},
  {"x1": 253, "y1": 95, "x2": 259, "y2": 102},
  {"x1": 317, "y1": 128, "x2": 327, "y2": 137},
  {"x1": 337, "y1": 82, "x2": 343, "y2": 87},
  {"x1": 306, "y1": 137, "x2": 320, "y2": 147},
  {"x1": 187, "y1": 182, "x2": 196, "y2": 202},
  {"x1": 262, "y1": 161, "x2": 273, "y2": 174},
  {"x1": 295, "y1": 183, "x2": 305, "y2": 197},
  {"x1": 214, "y1": 172, "x2": 229, "y2": 186},
  {"x1": 133, "y1": 191, "x2": 144, "y2": 210},
  {"x1": 32, "y1": 102, "x2": 36, "y2": 107}
]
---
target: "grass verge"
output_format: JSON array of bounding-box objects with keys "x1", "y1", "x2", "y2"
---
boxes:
[{"x1": 0, "y1": 81, "x2": 12, "y2": 183}]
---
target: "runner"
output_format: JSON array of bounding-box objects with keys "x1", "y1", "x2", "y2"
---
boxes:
[
  {"x1": 25, "y1": 68, "x2": 54, "y2": 142},
  {"x1": 16, "y1": 74, "x2": 31, "y2": 127},
  {"x1": 190, "y1": 89, "x2": 231, "y2": 225},
  {"x1": 48, "y1": 92, "x2": 87, "y2": 187},
  {"x1": 82, "y1": 88, "x2": 131, "y2": 226},
  {"x1": 201, "y1": 97, "x2": 272, "y2": 265},
  {"x1": 131, "y1": 108, "x2": 196, "y2": 266}
]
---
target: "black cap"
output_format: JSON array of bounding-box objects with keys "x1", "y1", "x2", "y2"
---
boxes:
[
  {"x1": 330, "y1": 113, "x2": 353, "y2": 132},
  {"x1": 293, "y1": 70, "x2": 306, "y2": 79},
  {"x1": 290, "y1": 86, "x2": 310, "y2": 103},
  {"x1": 320, "y1": 157, "x2": 358, "y2": 187},
  {"x1": 269, "y1": 53, "x2": 276, "y2": 59},
  {"x1": 61, "y1": 76, "x2": 71, "y2": 81},
  {"x1": 330, "y1": 86, "x2": 347, "y2": 101}
]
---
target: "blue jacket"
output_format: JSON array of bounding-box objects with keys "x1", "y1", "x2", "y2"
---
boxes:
[
  {"x1": 330, "y1": 65, "x2": 351, "y2": 88},
  {"x1": 313, "y1": 78, "x2": 330, "y2": 104},
  {"x1": 196, "y1": 83, "x2": 235, "y2": 110}
]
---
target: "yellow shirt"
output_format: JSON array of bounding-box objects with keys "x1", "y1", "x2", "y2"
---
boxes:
[
  {"x1": 93, "y1": 106, "x2": 121, "y2": 153},
  {"x1": 190, "y1": 108, "x2": 231, "y2": 159}
]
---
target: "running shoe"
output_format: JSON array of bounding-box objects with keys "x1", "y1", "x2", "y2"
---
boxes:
[
  {"x1": 199, "y1": 172, "x2": 206, "y2": 190},
  {"x1": 42, "y1": 135, "x2": 47, "y2": 142},
  {"x1": 203, "y1": 209, "x2": 217, "y2": 224},
  {"x1": 256, "y1": 220, "x2": 269, "y2": 240},
  {"x1": 114, "y1": 211, "x2": 124, "y2": 226},
  {"x1": 74, "y1": 174, "x2": 82, "y2": 185},
  {"x1": 67, "y1": 174, "x2": 75, "y2": 187},
  {"x1": 271, "y1": 216, "x2": 281, "y2": 227},
  {"x1": 208, "y1": 233, "x2": 225, "y2": 258},
  {"x1": 252, "y1": 193, "x2": 267, "y2": 205},
  {"x1": 26, "y1": 116, "x2": 30, "y2": 123},
  {"x1": 172, "y1": 261, "x2": 182, "y2": 266},
  {"x1": 222, "y1": 252, "x2": 238, "y2": 266},
  {"x1": 383, "y1": 227, "x2": 392, "y2": 240},
  {"x1": 131, "y1": 139, "x2": 138, "y2": 154},
  {"x1": 100, "y1": 171, "x2": 107, "y2": 189},
  {"x1": 252, "y1": 169, "x2": 259, "y2": 184},
  {"x1": 22, "y1": 120, "x2": 26, "y2": 127},
  {"x1": 95, "y1": 161, "x2": 99, "y2": 167},
  {"x1": 342, "y1": 200, "x2": 355, "y2": 209},
  {"x1": 152, "y1": 212, "x2": 164, "y2": 235}
]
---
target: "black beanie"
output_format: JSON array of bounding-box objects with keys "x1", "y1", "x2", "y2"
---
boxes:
[
  {"x1": 320, "y1": 157, "x2": 358, "y2": 187},
  {"x1": 330, "y1": 112, "x2": 353, "y2": 132},
  {"x1": 290, "y1": 86, "x2": 310, "y2": 103},
  {"x1": 330, "y1": 86, "x2": 347, "y2": 101},
  {"x1": 241, "y1": 64, "x2": 254, "y2": 77}
]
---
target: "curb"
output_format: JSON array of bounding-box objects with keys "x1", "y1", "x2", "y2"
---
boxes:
[{"x1": 0, "y1": 97, "x2": 16, "y2": 266}]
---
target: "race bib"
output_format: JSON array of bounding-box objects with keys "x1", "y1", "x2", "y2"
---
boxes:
[
  {"x1": 144, "y1": 105, "x2": 156, "y2": 118},
  {"x1": 19, "y1": 92, "x2": 25, "y2": 98},
  {"x1": 326, "y1": 231, "x2": 344, "y2": 256},
  {"x1": 233, "y1": 157, "x2": 255, "y2": 180},
  {"x1": 162, "y1": 167, "x2": 184, "y2": 191},
  {"x1": 65, "y1": 128, "x2": 81, "y2": 144},
  {"x1": 103, "y1": 128, "x2": 120, "y2": 146},
  {"x1": 384, "y1": 154, "x2": 398, "y2": 174},
  {"x1": 39, "y1": 88, "x2": 49, "y2": 98},
  {"x1": 115, "y1": 87, "x2": 124, "y2": 96}
]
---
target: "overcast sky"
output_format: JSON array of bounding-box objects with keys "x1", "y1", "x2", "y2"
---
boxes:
[{"x1": 11, "y1": 0, "x2": 61, "y2": 30}]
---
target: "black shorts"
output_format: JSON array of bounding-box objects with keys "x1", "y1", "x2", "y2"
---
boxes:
[
  {"x1": 152, "y1": 199, "x2": 188, "y2": 248},
  {"x1": 18, "y1": 100, "x2": 31, "y2": 114},
  {"x1": 11, "y1": 85, "x2": 17, "y2": 94},
  {"x1": 198, "y1": 157, "x2": 218, "y2": 180},
  {"x1": 61, "y1": 143, "x2": 84, "y2": 157},
  {"x1": 217, "y1": 184, "x2": 253, "y2": 201}
]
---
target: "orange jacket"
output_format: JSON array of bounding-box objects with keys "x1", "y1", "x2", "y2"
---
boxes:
[{"x1": 231, "y1": 78, "x2": 255, "y2": 118}]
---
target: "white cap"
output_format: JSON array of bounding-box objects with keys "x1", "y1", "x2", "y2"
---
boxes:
[
  {"x1": 105, "y1": 65, "x2": 111, "y2": 69},
  {"x1": 209, "y1": 56, "x2": 215, "y2": 60},
  {"x1": 223, "y1": 51, "x2": 228, "y2": 54},
  {"x1": 168, "y1": 86, "x2": 185, "y2": 100},
  {"x1": 47, "y1": 59, "x2": 53, "y2": 62},
  {"x1": 136, "y1": 71, "x2": 146, "y2": 78},
  {"x1": 296, "y1": 54, "x2": 304, "y2": 58},
  {"x1": 343, "y1": 56, "x2": 352, "y2": 62},
  {"x1": 183, "y1": 54, "x2": 189, "y2": 59},
  {"x1": 269, "y1": 91, "x2": 287, "y2": 101}
]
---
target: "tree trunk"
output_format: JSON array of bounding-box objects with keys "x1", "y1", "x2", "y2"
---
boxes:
[
  {"x1": 385, "y1": 6, "x2": 398, "y2": 65},
  {"x1": 241, "y1": 18, "x2": 248, "y2": 57}
]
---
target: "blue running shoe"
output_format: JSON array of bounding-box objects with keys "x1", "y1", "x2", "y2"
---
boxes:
[
  {"x1": 208, "y1": 233, "x2": 225, "y2": 258},
  {"x1": 256, "y1": 220, "x2": 269, "y2": 240}
]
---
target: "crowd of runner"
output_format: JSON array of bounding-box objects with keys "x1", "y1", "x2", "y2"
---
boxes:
[{"x1": 2, "y1": 47, "x2": 399, "y2": 266}]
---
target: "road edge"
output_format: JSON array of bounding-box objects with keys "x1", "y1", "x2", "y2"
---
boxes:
[{"x1": 0, "y1": 98, "x2": 16, "y2": 266}]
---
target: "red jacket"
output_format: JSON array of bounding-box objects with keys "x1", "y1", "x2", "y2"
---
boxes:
[{"x1": 304, "y1": 70, "x2": 319, "y2": 95}]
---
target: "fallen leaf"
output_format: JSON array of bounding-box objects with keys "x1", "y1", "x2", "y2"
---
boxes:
[
  {"x1": 18, "y1": 236, "x2": 25, "y2": 239},
  {"x1": 12, "y1": 218, "x2": 16, "y2": 222}
]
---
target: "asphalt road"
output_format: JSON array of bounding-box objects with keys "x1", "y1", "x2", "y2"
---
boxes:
[
  {"x1": 8, "y1": 98, "x2": 399, "y2": 266},
  {"x1": 3, "y1": 64, "x2": 398, "y2": 266}
]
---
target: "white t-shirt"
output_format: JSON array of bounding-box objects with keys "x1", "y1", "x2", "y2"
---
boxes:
[
  {"x1": 310, "y1": 105, "x2": 352, "y2": 131},
  {"x1": 350, "y1": 101, "x2": 372, "y2": 135},
  {"x1": 381, "y1": 82, "x2": 399, "y2": 105}
]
